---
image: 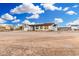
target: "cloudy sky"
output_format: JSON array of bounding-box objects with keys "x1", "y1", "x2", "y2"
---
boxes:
[{"x1": 0, "y1": 3, "x2": 79, "y2": 26}]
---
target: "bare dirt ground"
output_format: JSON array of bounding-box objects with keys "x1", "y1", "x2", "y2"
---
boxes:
[{"x1": 0, "y1": 31, "x2": 79, "y2": 56}]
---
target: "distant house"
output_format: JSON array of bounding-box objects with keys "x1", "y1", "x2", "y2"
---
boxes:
[
  {"x1": 0, "y1": 26, "x2": 5, "y2": 31},
  {"x1": 70, "y1": 25, "x2": 79, "y2": 31},
  {"x1": 58, "y1": 27, "x2": 71, "y2": 31},
  {"x1": 0, "y1": 24, "x2": 14, "y2": 31},
  {"x1": 4, "y1": 26, "x2": 11, "y2": 30},
  {"x1": 23, "y1": 23, "x2": 58, "y2": 31}
]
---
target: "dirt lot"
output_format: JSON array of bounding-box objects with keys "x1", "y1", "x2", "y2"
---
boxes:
[{"x1": 0, "y1": 31, "x2": 79, "y2": 56}]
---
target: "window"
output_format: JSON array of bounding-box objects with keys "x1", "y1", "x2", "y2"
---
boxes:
[
  {"x1": 40, "y1": 26, "x2": 43, "y2": 29},
  {"x1": 35, "y1": 26, "x2": 39, "y2": 29},
  {"x1": 44, "y1": 26, "x2": 48, "y2": 29}
]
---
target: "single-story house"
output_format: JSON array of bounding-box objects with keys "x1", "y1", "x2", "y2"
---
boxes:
[{"x1": 22, "y1": 23, "x2": 58, "y2": 31}]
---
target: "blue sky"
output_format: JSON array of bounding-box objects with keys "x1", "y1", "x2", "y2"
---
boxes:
[{"x1": 0, "y1": 3, "x2": 79, "y2": 26}]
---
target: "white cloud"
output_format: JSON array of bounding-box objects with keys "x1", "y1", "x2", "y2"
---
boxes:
[
  {"x1": 26, "y1": 14, "x2": 39, "y2": 19},
  {"x1": 1, "y1": 13, "x2": 20, "y2": 23},
  {"x1": 12, "y1": 19, "x2": 20, "y2": 23},
  {"x1": 66, "y1": 10, "x2": 77, "y2": 15},
  {"x1": 0, "y1": 18, "x2": 6, "y2": 23},
  {"x1": 63, "y1": 7, "x2": 69, "y2": 11},
  {"x1": 12, "y1": 16, "x2": 20, "y2": 23},
  {"x1": 41, "y1": 3, "x2": 62, "y2": 11},
  {"x1": 22, "y1": 20, "x2": 31, "y2": 25},
  {"x1": 1, "y1": 13, "x2": 14, "y2": 20},
  {"x1": 10, "y1": 3, "x2": 44, "y2": 14},
  {"x1": 57, "y1": 7, "x2": 62, "y2": 11},
  {"x1": 66, "y1": 18, "x2": 79, "y2": 26},
  {"x1": 13, "y1": 16, "x2": 17, "y2": 20},
  {"x1": 54, "y1": 18, "x2": 63, "y2": 24},
  {"x1": 22, "y1": 20, "x2": 35, "y2": 25},
  {"x1": 17, "y1": 24, "x2": 22, "y2": 26},
  {"x1": 72, "y1": 5, "x2": 78, "y2": 8},
  {"x1": 31, "y1": 22, "x2": 35, "y2": 24}
]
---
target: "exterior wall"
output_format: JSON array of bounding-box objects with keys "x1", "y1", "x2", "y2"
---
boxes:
[
  {"x1": 34, "y1": 26, "x2": 40, "y2": 31},
  {"x1": 33, "y1": 26, "x2": 50, "y2": 31},
  {"x1": 48, "y1": 26, "x2": 52, "y2": 30},
  {"x1": 23, "y1": 24, "x2": 30, "y2": 31},
  {"x1": 49, "y1": 25, "x2": 57, "y2": 31}
]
